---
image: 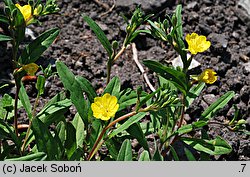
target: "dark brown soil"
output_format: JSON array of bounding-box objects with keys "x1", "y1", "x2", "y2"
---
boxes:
[{"x1": 0, "y1": 0, "x2": 249, "y2": 160}]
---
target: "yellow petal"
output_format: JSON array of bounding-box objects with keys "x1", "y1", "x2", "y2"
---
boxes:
[
  {"x1": 185, "y1": 32, "x2": 211, "y2": 55},
  {"x1": 91, "y1": 93, "x2": 119, "y2": 121},
  {"x1": 198, "y1": 69, "x2": 217, "y2": 84},
  {"x1": 15, "y1": 4, "x2": 33, "y2": 23}
]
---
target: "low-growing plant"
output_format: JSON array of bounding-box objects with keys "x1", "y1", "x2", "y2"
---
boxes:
[{"x1": 0, "y1": 1, "x2": 248, "y2": 161}]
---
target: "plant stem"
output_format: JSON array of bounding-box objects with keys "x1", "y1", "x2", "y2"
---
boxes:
[
  {"x1": 13, "y1": 81, "x2": 20, "y2": 136},
  {"x1": 21, "y1": 94, "x2": 40, "y2": 153},
  {"x1": 106, "y1": 45, "x2": 126, "y2": 84},
  {"x1": 177, "y1": 94, "x2": 185, "y2": 129},
  {"x1": 106, "y1": 61, "x2": 112, "y2": 85},
  {"x1": 112, "y1": 45, "x2": 126, "y2": 64},
  {"x1": 11, "y1": 31, "x2": 20, "y2": 136},
  {"x1": 87, "y1": 111, "x2": 137, "y2": 160},
  {"x1": 161, "y1": 94, "x2": 185, "y2": 158}
]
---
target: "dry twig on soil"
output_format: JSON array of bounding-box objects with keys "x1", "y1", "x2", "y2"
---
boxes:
[{"x1": 132, "y1": 43, "x2": 156, "y2": 92}]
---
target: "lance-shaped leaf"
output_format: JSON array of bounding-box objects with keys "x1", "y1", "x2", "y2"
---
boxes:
[
  {"x1": 32, "y1": 117, "x2": 62, "y2": 160},
  {"x1": 0, "y1": 15, "x2": 9, "y2": 24},
  {"x1": 6, "y1": 152, "x2": 47, "y2": 161},
  {"x1": 76, "y1": 76, "x2": 97, "y2": 103},
  {"x1": 117, "y1": 139, "x2": 132, "y2": 161},
  {"x1": 83, "y1": 15, "x2": 112, "y2": 58},
  {"x1": 19, "y1": 28, "x2": 59, "y2": 64},
  {"x1": 0, "y1": 34, "x2": 12, "y2": 42},
  {"x1": 19, "y1": 83, "x2": 32, "y2": 120},
  {"x1": 181, "y1": 136, "x2": 232, "y2": 155},
  {"x1": 143, "y1": 60, "x2": 188, "y2": 94},
  {"x1": 126, "y1": 123, "x2": 150, "y2": 153},
  {"x1": 103, "y1": 76, "x2": 120, "y2": 98},
  {"x1": 108, "y1": 112, "x2": 147, "y2": 139},
  {"x1": 200, "y1": 91, "x2": 235, "y2": 121},
  {"x1": 139, "y1": 150, "x2": 150, "y2": 161},
  {"x1": 56, "y1": 61, "x2": 88, "y2": 126}
]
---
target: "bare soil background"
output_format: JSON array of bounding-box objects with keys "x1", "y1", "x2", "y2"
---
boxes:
[{"x1": 0, "y1": 0, "x2": 249, "y2": 160}]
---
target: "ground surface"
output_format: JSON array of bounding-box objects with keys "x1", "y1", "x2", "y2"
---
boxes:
[{"x1": 0, "y1": 0, "x2": 249, "y2": 160}]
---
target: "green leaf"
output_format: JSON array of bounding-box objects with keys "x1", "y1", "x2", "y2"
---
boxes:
[
  {"x1": 201, "y1": 91, "x2": 235, "y2": 121},
  {"x1": 0, "y1": 15, "x2": 9, "y2": 24},
  {"x1": 126, "y1": 123, "x2": 149, "y2": 153},
  {"x1": 127, "y1": 29, "x2": 151, "y2": 44},
  {"x1": 175, "y1": 4, "x2": 183, "y2": 39},
  {"x1": 72, "y1": 113, "x2": 85, "y2": 148},
  {"x1": 103, "y1": 76, "x2": 120, "y2": 98},
  {"x1": 176, "y1": 120, "x2": 207, "y2": 135},
  {"x1": 152, "y1": 146, "x2": 163, "y2": 161},
  {"x1": 36, "y1": 99, "x2": 71, "y2": 125},
  {"x1": 0, "y1": 34, "x2": 12, "y2": 42},
  {"x1": 136, "y1": 87, "x2": 161, "y2": 112},
  {"x1": 56, "y1": 61, "x2": 88, "y2": 126},
  {"x1": 181, "y1": 136, "x2": 232, "y2": 155},
  {"x1": 41, "y1": 91, "x2": 67, "y2": 110},
  {"x1": 186, "y1": 82, "x2": 205, "y2": 108},
  {"x1": 19, "y1": 28, "x2": 60, "y2": 64},
  {"x1": 5, "y1": 152, "x2": 47, "y2": 161},
  {"x1": 118, "y1": 89, "x2": 147, "y2": 111},
  {"x1": 108, "y1": 112, "x2": 147, "y2": 139},
  {"x1": 0, "y1": 119, "x2": 20, "y2": 148},
  {"x1": 147, "y1": 20, "x2": 168, "y2": 41},
  {"x1": 65, "y1": 122, "x2": 77, "y2": 159},
  {"x1": 117, "y1": 139, "x2": 132, "y2": 161},
  {"x1": 184, "y1": 147, "x2": 196, "y2": 161},
  {"x1": 1, "y1": 94, "x2": 13, "y2": 112},
  {"x1": 36, "y1": 75, "x2": 45, "y2": 96},
  {"x1": 83, "y1": 15, "x2": 112, "y2": 58},
  {"x1": 55, "y1": 121, "x2": 66, "y2": 147},
  {"x1": 31, "y1": 117, "x2": 61, "y2": 160},
  {"x1": 170, "y1": 145, "x2": 179, "y2": 161},
  {"x1": 140, "y1": 121, "x2": 155, "y2": 135},
  {"x1": 158, "y1": 75, "x2": 177, "y2": 92},
  {"x1": 69, "y1": 148, "x2": 84, "y2": 161},
  {"x1": 139, "y1": 150, "x2": 150, "y2": 161},
  {"x1": 105, "y1": 139, "x2": 120, "y2": 160},
  {"x1": 143, "y1": 60, "x2": 187, "y2": 94},
  {"x1": 89, "y1": 119, "x2": 102, "y2": 149},
  {"x1": 76, "y1": 76, "x2": 97, "y2": 103},
  {"x1": 19, "y1": 83, "x2": 32, "y2": 120},
  {"x1": 177, "y1": 124, "x2": 193, "y2": 135}
]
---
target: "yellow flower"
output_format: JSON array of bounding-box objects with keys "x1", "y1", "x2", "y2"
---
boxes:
[
  {"x1": 22, "y1": 63, "x2": 39, "y2": 76},
  {"x1": 198, "y1": 69, "x2": 217, "y2": 84},
  {"x1": 185, "y1": 32, "x2": 211, "y2": 55},
  {"x1": 91, "y1": 93, "x2": 119, "y2": 121},
  {"x1": 15, "y1": 4, "x2": 39, "y2": 25}
]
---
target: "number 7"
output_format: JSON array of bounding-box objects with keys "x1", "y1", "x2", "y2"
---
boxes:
[{"x1": 241, "y1": 164, "x2": 246, "y2": 172}]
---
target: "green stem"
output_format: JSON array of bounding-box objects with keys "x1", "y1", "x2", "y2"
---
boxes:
[
  {"x1": 106, "y1": 45, "x2": 126, "y2": 84},
  {"x1": 21, "y1": 94, "x2": 40, "y2": 153},
  {"x1": 161, "y1": 94, "x2": 186, "y2": 158},
  {"x1": 177, "y1": 94, "x2": 185, "y2": 129}
]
